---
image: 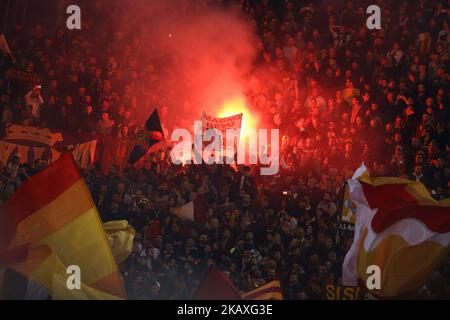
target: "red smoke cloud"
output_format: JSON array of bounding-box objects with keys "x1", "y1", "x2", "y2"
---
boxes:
[{"x1": 112, "y1": 0, "x2": 258, "y2": 132}]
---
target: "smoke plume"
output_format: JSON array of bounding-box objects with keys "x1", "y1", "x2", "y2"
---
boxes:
[{"x1": 111, "y1": 0, "x2": 258, "y2": 130}]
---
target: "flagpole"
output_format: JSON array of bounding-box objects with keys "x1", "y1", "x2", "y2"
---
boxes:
[{"x1": 335, "y1": 181, "x2": 347, "y2": 244}]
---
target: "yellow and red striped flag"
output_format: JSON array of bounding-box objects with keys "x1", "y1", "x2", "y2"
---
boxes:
[
  {"x1": 0, "y1": 244, "x2": 123, "y2": 300},
  {"x1": 0, "y1": 153, "x2": 126, "y2": 299},
  {"x1": 342, "y1": 165, "x2": 450, "y2": 298},
  {"x1": 241, "y1": 280, "x2": 283, "y2": 300}
]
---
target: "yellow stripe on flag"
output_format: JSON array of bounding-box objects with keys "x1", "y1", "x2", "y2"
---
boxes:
[
  {"x1": 251, "y1": 291, "x2": 283, "y2": 300},
  {"x1": 356, "y1": 228, "x2": 450, "y2": 297},
  {"x1": 36, "y1": 208, "x2": 119, "y2": 287},
  {"x1": 241, "y1": 280, "x2": 283, "y2": 300},
  {"x1": 11, "y1": 180, "x2": 92, "y2": 246},
  {"x1": 0, "y1": 154, "x2": 126, "y2": 299},
  {"x1": 4, "y1": 244, "x2": 123, "y2": 300}
]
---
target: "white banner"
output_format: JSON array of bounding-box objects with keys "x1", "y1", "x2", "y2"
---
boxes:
[
  {"x1": 200, "y1": 112, "x2": 243, "y2": 160},
  {"x1": 201, "y1": 112, "x2": 243, "y2": 131}
]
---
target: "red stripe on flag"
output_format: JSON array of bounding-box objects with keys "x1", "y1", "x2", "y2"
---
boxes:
[
  {"x1": 0, "y1": 153, "x2": 82, "y2": 249},
  {"x1": 371, "y1": 205, "x2": 450, "y2": 234},
  {"x1": 361, "y1": 183, "x2": 450, "y2": 233}
]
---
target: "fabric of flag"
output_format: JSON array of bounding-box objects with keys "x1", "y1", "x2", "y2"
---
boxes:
[
  {"x1": 193, "y1": 266, "x2": 241, "y2": 300},
  {"x1": 338, "y1": 183, "x2": 356, "y2": 231},
  {"x1": 0, "y1": 246, "x2": 38, "y2": 299},
  {"x1": 0, "y1": 244, "x2": 123, "y2": 300},
  {"x1": 342, "y1": 164, "x2": 450, "y2": 298},
  {"x1": 1, "y1": 124, "x2": 98, "y2": 170},
  {"x1": 0, "y1": 153, "x2": 126, "y2": 299},
  {"x1": 172, "y1": 196, "x2": 207, "y2": 224},
  {"x1": 128, "y1": 109, "x2": 164, "y2": 165},
  {"x1": 51, "y1": 273, "x2": 122, "y2": 300},
  {"x1": 0, "y1": 220, "x2": 133, "y2": 299},
  {"x1": 241, "y1": 280, "x2": 283, "y2": 300},
  {"x1": 103, "y1": 220, "x2": 136, "y2": 265}
]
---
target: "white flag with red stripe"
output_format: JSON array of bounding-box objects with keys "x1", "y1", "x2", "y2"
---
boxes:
[
  {"x1": 342, "y1": 164, "x2": 450, "y2": 298},
  {"x1": 172, "y1": 196, "x2": 207, "y2": 224}
]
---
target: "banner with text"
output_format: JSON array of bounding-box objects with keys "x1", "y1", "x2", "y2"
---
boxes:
[{"x1": 200, "y1": 112, "x2": 243, "y2": 159}]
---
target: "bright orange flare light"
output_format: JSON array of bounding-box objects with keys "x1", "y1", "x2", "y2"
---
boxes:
[{"x1": 217, "y1": 96, "x2": 258, "y2": 142}]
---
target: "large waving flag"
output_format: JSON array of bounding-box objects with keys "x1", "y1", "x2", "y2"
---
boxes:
[
  {"x1": 342, "y1": 165, "x2": 450, "y2": 298},
  {"x1": 128, "y1": 109, "x2": 164, "y2": 165},
  {"x1": 0, "y1": 153, "x2": 126, "y2": 299},
  {"x1": 242, "y1": 280, "x2": 283, "y2": 300},
  {"x1": 0, "y1": 221, "x2": 134, "y2": 300}
]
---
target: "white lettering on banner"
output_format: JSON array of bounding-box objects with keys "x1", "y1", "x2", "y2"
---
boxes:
[{"x1": 201, "y1": 112, "x2": 243, "y2": 131}]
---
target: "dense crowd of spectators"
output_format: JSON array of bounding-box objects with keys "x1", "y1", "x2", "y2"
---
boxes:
[{"x1": 0, "y1": 0, "x2": 449, "y2": 299}]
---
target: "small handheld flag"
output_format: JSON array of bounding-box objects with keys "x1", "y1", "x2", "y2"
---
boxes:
[{"x1": 128, "y1": 109, "x2": 164, "y2": 165}]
